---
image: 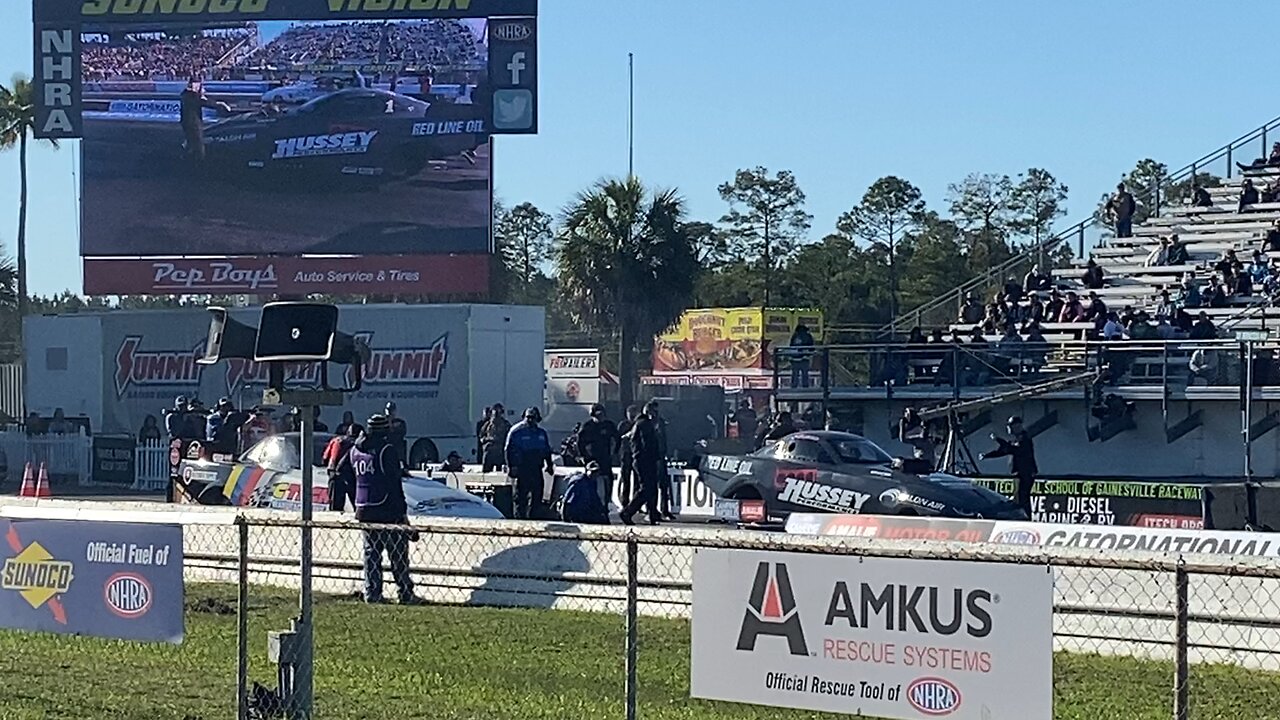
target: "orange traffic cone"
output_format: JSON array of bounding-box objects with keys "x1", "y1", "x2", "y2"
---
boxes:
[
  {"x1": 18, "y1": 463, "x2": 34, "y2": 497},
  {"x1": 34, "y1": 463, "x2": 51, "y2": 498}
]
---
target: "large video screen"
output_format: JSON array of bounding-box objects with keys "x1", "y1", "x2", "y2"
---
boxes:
[{"x1": 79, "y1": 19, "x2": 492, "y2": 260}]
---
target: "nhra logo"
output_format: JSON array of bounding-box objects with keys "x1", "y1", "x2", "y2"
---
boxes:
[
  {"x1": 492, "y1": 22, "x2": 533, "y2": 42},
  {"x1": 736, "y1": 562, "x2": 808, "y2": 656},
  {"x1": 2, "y1": 532, "x2": 73, "y2": 624},
  {"x1": 115, "y1": 337, "x2": 203, "y2": 397},
  {"x1": 907, "y1": 677, "x2": 962, "y2": 716},
  {"x1": 992, "y1": 529, "x2": 1041, "y2": 545},
  {"x1": 104, "y1": 572, "x2": 152, "y2": 619}
]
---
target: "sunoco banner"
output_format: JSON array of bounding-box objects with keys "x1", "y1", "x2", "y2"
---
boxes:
[
  {"x1": 0, "y1": 518, "x2": 184, "y2": 643},
  {"x1": 692, "y1": 549, "x2": 1052, "y2": 719}
]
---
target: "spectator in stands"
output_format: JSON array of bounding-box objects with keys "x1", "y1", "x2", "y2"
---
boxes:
[
  {"x1": 138, "y1": 414, "x2": 162, "y2": 444},
  {"x1": 1145, "y1": 236, "x2": 1170, "y2": 267},
  {"x1": 1215, "y1": 249, "x2": 1243, "y2": 277},
  {"x1": 906, "y1": 326, "x2": 926, "y2": 344},
  {"x1": 996, "y1": 323, "x2": 1024, "y2": 362},
  {"x1": 1266, "y1": 267, "x2": 1280, "y2": 297},
  {"x1": 964, "y1": 328, "x2": 992, "y2": 385},
  {"x1": 1000, "y1": 277, "x2": 1022, "y2": 304},
  {"x1": 1118, "y1": 305, "x2": 1137, "y2": 328},
  {"x1": 959, "y1": 292, "x2": 984, "y2": 324},
  {"x1": 1155, "y1": 315, "x2": 1176, "y2": 340},
  {"x1": 1189, "y1": 347, "x2": 1219, "y2": 386},
  {"x1": 928, "y1": 328, "x2": 946, "y2": 343},
  {"x1": 1166, "y1": 235, "x2": 1190, "y2": 266},
  {"x1": 1129, "y1": 312, "x2": 1158, "y2": 340},
  {"x1": 1173, "y1": 308, "x2": 1195, "y2": 334},
  {"x1": 1180, "y1": 272, "x2": 1202, "y2": 309},
  {"x1": 1262, "y1": 219, "x2": 1280, "y2": 253},
  {"x1": 1189, "y1": 312, "x2": 1218, "y2": 340},
  {"x1": 1204, "y1": 276, "x2": 1228, "y2": 308},
  {"x1": 1082, "y1": 259, "x2": 1105, "y2": 290},
  {"x1": 1102, "y1": 312, "x2": 1125, "y2": 340},
  {"x1": 1237, "y1": 142, "x2": 1280, "y2": 172},
  {"x1": 788, "y1": 324, "x2": 816, "y2": 389},
  {"x1": 1083, "y1": 292, "x2": 1108, "y2": 323},
  {"x1": 1059, "y1": 291, "x2": 1086, "y2": 322},
  {"x1": 46, "y1": 408, "x2": 73, "y2": 435},
  {"x1": 1106, "y1": 183, "x2": 1138, "y2": 238},
  {"x1": 1026, "y1": 294, "x2": 1046, "y2": 324},
  {"x1": 1233, "y1": 267, "x2": 1253, "y2": 297},
  {"x1": 1045, "y1": 289, "x2": 1065, "y2": 321},
  {"x1": 1022, "y1": 322, "x2": 1049, "y2": 370},
  {"x1": 1155, "y1": 289, "x2": 1177, "y2": 319},
  {"x1": 1262, "y1": 178, "x2": 1280, "y2": 204},
  {"x1": 1023, "y1": 265, "x2": 1051, "y2": 293},
  {"x1": 1191, "y1": 183, "x2": 1213, "y2": 208},
  {"x1": 1239, "y1": 179, "x2": 1260, "y2": 213}
]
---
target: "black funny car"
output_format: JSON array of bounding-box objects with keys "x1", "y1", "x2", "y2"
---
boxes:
[
  {"x1": 699, "y1": 431, "x2": 1026, "y2": 521},
  {"x1": 201, "y1": 88, "x2": 485, "y2": 183}
]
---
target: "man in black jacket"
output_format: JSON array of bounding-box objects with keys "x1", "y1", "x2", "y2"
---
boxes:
[
  {"x1": 576, "y1": 403, "x2": 619, "y2": 505},
  {"x1": 616, "y1": 405, "x2": 639, "y2": 506},
  {"x1": 620, "y1": 406, "x2": 662, "y2": 526},
  {"x1": 982, "y1": 416, "x2": 1038, "y2": 518}
]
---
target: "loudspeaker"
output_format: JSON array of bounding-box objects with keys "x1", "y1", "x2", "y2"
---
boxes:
[
  {"x1": 1203, "y1": 483, "x2": 1251, "y2": 531},
  {"x1": 197, "y1": 307, "x2": 260, "y2": 365},
  {"x1": 254, "y1": 302, "x2": 340, "y2": 363}
]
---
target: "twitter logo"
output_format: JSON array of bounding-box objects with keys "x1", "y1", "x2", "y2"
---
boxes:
[{"x1": 493, "y1": 89, "x2": 534, "y2": 130}]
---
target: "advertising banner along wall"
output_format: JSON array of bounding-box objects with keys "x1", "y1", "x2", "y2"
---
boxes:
[
  {"x1": 692, "y1": 549, "x2": 1053, "y2": 719},
  {"x1": 652, "y1": 307, "x2": 824, "y2": 375},
  {"x1": 0, "y1": 518, "x2": 184, "y2": 643}
]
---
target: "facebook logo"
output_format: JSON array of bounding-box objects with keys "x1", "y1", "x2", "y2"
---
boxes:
[
  {"x1": 493, "y1": 89, "x2": 534, "y2": 130},
  {"x1": 507, "y1": 52, "x2": 527, "y2": 85}
]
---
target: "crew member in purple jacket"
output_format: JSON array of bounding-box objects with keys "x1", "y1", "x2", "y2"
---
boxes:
[{"x1": 351, "y1": 414, "x2": 421, "y2": 605}]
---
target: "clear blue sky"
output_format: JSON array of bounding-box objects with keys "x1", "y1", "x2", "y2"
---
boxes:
[{"x1": 2, "y1": 0, "x2": 1276, "y2": 296}]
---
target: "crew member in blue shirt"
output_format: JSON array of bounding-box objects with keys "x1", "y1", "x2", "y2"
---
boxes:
[{"x1": 505, "y1": 407, "x2": 554, "y2": 519}]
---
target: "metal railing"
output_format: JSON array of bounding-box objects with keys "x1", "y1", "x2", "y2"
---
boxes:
[{"x1": 883, "y1": 116, "x2": 1280, "y2": 337}]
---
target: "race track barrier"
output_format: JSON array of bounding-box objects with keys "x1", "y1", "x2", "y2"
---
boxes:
[{"x1": 4, "y1": 496, "x2": 1280, "y2": 679}]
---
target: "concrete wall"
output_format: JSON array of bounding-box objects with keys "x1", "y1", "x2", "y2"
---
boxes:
[{"x1": 3, "y1": 498, "x2": 1279, "y2": 670}]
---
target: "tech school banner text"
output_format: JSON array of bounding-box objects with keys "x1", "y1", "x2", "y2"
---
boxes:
[
  {"x1": 0, "y1": 518, "x2": 184, "y2": 643},
  {"x1": 691, "y1": 549, "x2": 1052, "y2": 720}
]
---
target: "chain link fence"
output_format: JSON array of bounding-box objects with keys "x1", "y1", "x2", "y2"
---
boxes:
[{"x1": 5, "y1": 511, "x2": 1280, "y2": 718}]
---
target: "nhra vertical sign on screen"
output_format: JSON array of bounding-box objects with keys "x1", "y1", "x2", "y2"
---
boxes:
[
  {"x1": 31, "y1": 0, "x2": 538, "y2": 297},
  {"x1": 0, "y1": 518, "x2": 183, "y2": 643},
  {"x1": 692, "y1": 549, "x2": 1053, "y2": 720}
]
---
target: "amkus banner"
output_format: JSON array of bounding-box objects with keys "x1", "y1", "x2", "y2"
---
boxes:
[
  {"x1": 0, "y1": 518, "x2": 183, "y2": 643},
  {"x1": 691, "y1": 549, "x2": 1051, "y2": 719}
]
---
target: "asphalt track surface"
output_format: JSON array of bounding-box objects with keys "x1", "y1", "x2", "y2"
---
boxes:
[{"x1": 80, "y1": 119, "x2": 491, "y2": 257}]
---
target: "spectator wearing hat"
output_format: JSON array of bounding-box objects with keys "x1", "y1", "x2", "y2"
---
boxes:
[
  {"x1": 351, "y1": 414, "x2": 419, "y2": 604},
  {"x1": 165, "y1": 396, "x2": 188, "y2": 440},
  {"x1": 981, "y1": 416, "x2": 1037, "y2": 518},
  {"x1": 439, "y1": 450, "x2": 465, "y2": 474},
  {"x1": 577, "y1": 403, "x2": 619, "y2": 503},
  {"x1": 1105, "y1": 183, "x2": 1137, "y2": 238},
  {"x1": 505, "y1": 407, "x2": 554, "y2": 519}
]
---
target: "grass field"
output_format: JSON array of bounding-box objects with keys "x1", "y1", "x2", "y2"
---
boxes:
[{"x1": 0, "y1": 584, "x2": 1278, "y2": 719}]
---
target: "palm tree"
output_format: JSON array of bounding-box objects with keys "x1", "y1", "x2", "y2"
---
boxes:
[
  {"x1": 0, "y1": 75, "x2": 58, "y2": 317},
  {"x1": 557, "y1": 177, "x2": 703, "y2": 406}
]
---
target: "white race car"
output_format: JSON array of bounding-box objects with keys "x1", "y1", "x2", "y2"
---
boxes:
[{"x1": 175, "y1": 432, "x2": 503, "y2": 520}]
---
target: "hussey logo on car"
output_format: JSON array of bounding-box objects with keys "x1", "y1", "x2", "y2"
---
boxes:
[
  {"x1": 115, "y1": 337, "x2": 202, "y2": 397},
  {"x1": 736, "y1": 562, "x2": 808, "y2": 656},
  {"x1": 824, "y1": 581, "x2": 993, "y2": 637},
  {"x1": 907, "y1": 677, "x2": 962, "y2": 716},
  {"x1": 777, "y1": 478, "x2": 870, "y2": 514},
  {"x1": 271, "y1": 131, "x2": 378, "y2": 160}
]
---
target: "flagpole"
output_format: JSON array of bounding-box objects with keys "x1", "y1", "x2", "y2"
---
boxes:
[{"x1": 628, "y1": 52, "x2": 634, "y2": 180}]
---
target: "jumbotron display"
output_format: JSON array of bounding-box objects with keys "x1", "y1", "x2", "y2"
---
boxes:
[{"x1": 31, "y1": 0, "x2": 538, "y2": 296}]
